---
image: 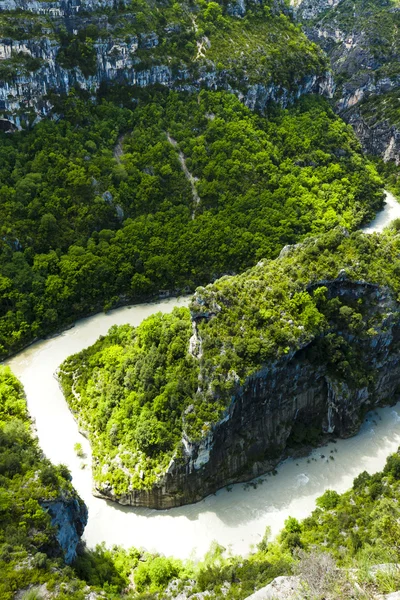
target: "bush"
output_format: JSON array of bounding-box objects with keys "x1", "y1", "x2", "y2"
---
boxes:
[
  {"x1": 316, "y1": 490, "x2": 340, "y2": 510},
  {"x1": 134, "y1": 556, "x2": 183, "y2": 592},
  {"x1": 384, "y1": 452, "x2": 400, "y2": 479}
]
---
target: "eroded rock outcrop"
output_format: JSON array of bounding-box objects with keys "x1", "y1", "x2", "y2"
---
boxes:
[
  {"x1": 61, "y1": 230, "x2": 400, "y2": 509},
  {"x1": 292, "y1": 0, "x2": 400, "y2": 161},
  {"x1": 41, "y1": 496, "x2": 88, "y2": 564},
  {"x1": 243, "y1": 576, "x2": 301, "y2": 600},
  {"x1": 0, "y1": 0, "x2": 331, "y2": 124}
]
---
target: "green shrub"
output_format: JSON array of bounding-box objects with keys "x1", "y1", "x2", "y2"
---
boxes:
[
  {"x1": 21, "y1": 590, "x2": 44, "y2": 600},
  {"x1": 134, "y1": 556, "x2": 183, "y2": 592}
]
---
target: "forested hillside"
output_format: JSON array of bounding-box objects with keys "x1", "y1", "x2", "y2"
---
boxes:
[
  {"x1": 0, "y1": 92, "x2": 382, "y2": 356},
  {"x1": 0, "y1": 90, "x2": 383, "y2": 359},
  {"x1": 0, "y1": 366, "x2": 90, "y2": 599}
]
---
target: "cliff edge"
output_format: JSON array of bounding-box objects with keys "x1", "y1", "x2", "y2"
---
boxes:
[{"x1": 59, "y1": 227, "x2": 400, "y2": 508}]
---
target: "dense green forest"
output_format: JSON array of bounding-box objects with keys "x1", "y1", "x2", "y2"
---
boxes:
[
  {"x1": 0, "y1": 90, "x2": 383, "y2": 359},
  {"x1": 58, "y1": 226, "x2": 400, "y2": 496}
]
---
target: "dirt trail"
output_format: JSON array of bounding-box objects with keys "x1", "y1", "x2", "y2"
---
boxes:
[
  {"x1": 167, "y1": 132, "x2": 200, "y2": 219},
  {"x1": 113, "y1": 132, "x2": 129, "y2": 162}
]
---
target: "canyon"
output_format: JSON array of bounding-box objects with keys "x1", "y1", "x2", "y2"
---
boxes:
[
  {"x1": 91, "y1": 245, "x2": 400, "y2": 508},
  {"x1": 0, "y1": 0, "x2": 331, "y2": 126},
  {"x1": 53, "y1": 213, "x2": 400, "y2": 510}
]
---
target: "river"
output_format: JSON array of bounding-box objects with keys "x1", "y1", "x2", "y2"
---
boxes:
[{"x1": 5, "y1": 190, "x2": 400, "y2": 560}]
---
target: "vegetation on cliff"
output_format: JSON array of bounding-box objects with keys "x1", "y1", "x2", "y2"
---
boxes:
[
  {"x1": 59, "y1": 227, "x2": 400, "y2": 496},
  {"x1": 0, "y1": 0, "x2": 327, "y2": 95},
  {"x1": 3, "y1": 0, "x2": 400, "y2": 597},
  {"x1": 0, "y1": 366, "x2": 90, "y2": 599},
  {"x1": 0, "y1": 90, "x2": 382, "y2": 359}
]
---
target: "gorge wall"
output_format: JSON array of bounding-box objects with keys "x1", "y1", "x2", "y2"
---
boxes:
[
  {"x1": 0, "y1": 0, "x2": 332, "y2": 125},
  {"x1": 41, "y1": 496, "x2": 88, "y2": 564},
  {"x1": 83, "y1": 230, "x2": 400, "y2": 509},
  {"x1": 293, "y1": 0, "x2": 400, "y2": 163}
]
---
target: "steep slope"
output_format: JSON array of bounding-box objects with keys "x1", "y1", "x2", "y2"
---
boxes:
[
  {"x1": 59, "y1": 227, "x2": 400, "y2": 508},
  {"x1": 0, "y1": 366, "x2": 91, "y2": 599},
  {"x1": 0, "y1": 0, "x2": 330, "y2": 123},
  {"x1": 294, "y1": 0, "x2": 400, "y2": 162}
]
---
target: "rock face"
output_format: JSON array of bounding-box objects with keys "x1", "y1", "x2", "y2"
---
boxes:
[
  {"x1": 243, "y1": 576, "x2": 301, "y2": 600},
  {"x1": 346, "y1": 113, "x2": 400, "y2": 165},
  {"x1": 0, "y1": 37, "x2": 331, "y2": 125},
  {"x1": 0, "y1": 0, "x2": 129, "y2": 12},
  {"x1": 0, "y1": 36, "x2": 178, "y2": 123},
  {"x1": 0, "y1": 40, "x2": 332, "y2": 125},
  {"x1": 292, "y1": 0, "x2": 400, "y2": 162},
  {"x1": 95, "y1": 276, "x2": 400, "y2": 508},
  {"x1": 0, "y1": 0, "x2": 332, "y2": 124},
  {"x1": 41, "y1": 496, "x2": 88, "y2": 564}
]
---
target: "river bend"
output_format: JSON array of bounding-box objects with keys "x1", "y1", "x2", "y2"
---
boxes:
[{"x1": 5, "y1": 191, "x2": 400, "y2": 559}]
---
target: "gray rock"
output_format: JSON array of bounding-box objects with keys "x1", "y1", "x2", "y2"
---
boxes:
[
  {"x1": 290, "y1": 0, "x2": 343, "y2": 20},
  {"x1": 115, "y1": 204, "x2": 124, "y2": 220},
  {"x1": 244, "y1": 576, "x2": 301, "y2": 600},
  {"x1": 227, "y1": 0, "x2": 246, "y2": 17},
  {"x1": 40, "y1": 497, "x2": 88, "y2": 564},
  {"x1": 0, "y1": 0, "x2": 130, "y2": 15},
  {"x1": 102, "y1": 190, "x2": 113, "y2": 203}
]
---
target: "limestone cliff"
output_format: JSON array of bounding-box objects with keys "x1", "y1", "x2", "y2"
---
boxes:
[
  {"x1": 95, "y1": 275, "x2": 400, "y2": 508},
  {"x1": 60, "y1": 229, "x2": 400, "y2": 509},
  {"x1": 0, "y1": 0, "x2": 331, "y2": 124},
  {"x1": 293, "y1": 0, "x2": 400, "y2": 162},
  {"x1": 41, "y1": 496, "x2": 88, "y2": 564}
]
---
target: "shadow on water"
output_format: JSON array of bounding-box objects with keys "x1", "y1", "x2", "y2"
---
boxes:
[{"x1": 100, "y1": 402, "x2": 400, "y2": 531}]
